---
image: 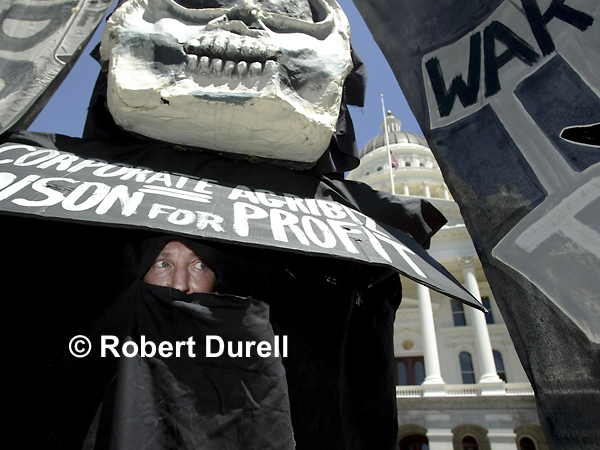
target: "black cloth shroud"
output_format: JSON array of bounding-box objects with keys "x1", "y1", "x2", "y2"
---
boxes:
[
  {"x1": 82, "y1": 282, "x2": 295, "y2": 449},
  {"x1": 78, "y1": 235, "x2": 295, "y2": 449},
  {"x1": 0, "y1": 131, "x2": 446, "y2": 450}
]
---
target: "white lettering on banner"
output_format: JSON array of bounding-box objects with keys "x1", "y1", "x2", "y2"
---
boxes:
[
  {"x1": 148, "y1": 203, "x2": 225, "y2": 232},
  {"x1": 12, "y1": 177, "x2": 77, "y2": 207},
  {"x1": 93, "y1": 164, "x2": 132, "y2": 178},
  {"x1": 0, "y1": 144, "x2": 36, "y2": 164},
  {"x1": 228, "y1": 185, "x2": 260, "y2": 204},
  {"x1": 256, "y1": 189, "x2": 286, "y2": 208},
  {"x1": 148, "y1": 203, "x2": 176, "y2": 219},
  {"x1": 37, "y1": 153, "x2": 80, "y2": 171},
  {"x1": 120, "y1": 168, "x2": 154, "y2": 182},
  {"x1": 146, "y1": 171, "x2": 172, "y2": 187},
  {"x1": 305, "y1": 198, "x2": 321, "y2": 216},
  {"x1": 168, "y1": 209, "x2": 196, "y2": 225},
  {"x1": 229, "y1": 196, "x2": 427, "y2": 279},
  {"x1": 0, "y1": 172, "x2": 17, "y2": 190},
  {"x1": 326, "y1": 219, "x2": 361, "y2": 253},
  {"x1": 196, "y1": 212, "x2": 225, "y2": 232},
  {"x1": 14, "y1": 149, "x2": 60, "y2": 166},
  {"x1": 175, "y1": 176, "x2": 189, "y2": 189},
  {"x1": 95, "y1": 185, "x2": 145, "y2": 217},
  {"x1": 361, "y1": 226, "x2": 392, "y2": 263},
  {"x1": 0, "y1": 173, "x2": 39, "y2": 201},
  {"x1": 0, "y1": 144, "x2": 431, "y2": 282},
  {"x1": 67, "y1": 159, "x2": 107, "y2": 173},
  {"x1": 301, "y1": 216, "x2": 336, "y2": 248},
  {"x1": 270, "y1": 208, "x2": 310, "y2": 245},
  {"x1": 62, "y1": 182, "x2": 111, "y2": 211},
  {"x1": 371, "y1": 230, "x2": 426, "y2": 278},
  {"x1": 192, "y1": 179, "x2": 215, "y2": 194},
  {"x1": 6, "y1": 174, "x2": 146, "y2": 216},
  {"x1": 233, "y1": 202, "x2": 269, "y2": 236},
  {"x1": 284, "y1": 193, "x2": 311, "y2": 214},
  {"x1": 139, "y1": 185, "x2": 211, "y2": 203},
  {"x1": 317, "y1": 200, "x2": 346, "y2": 219},
  {"x1": 341, "y1": 204, "x2": 364, "y2": 225}
]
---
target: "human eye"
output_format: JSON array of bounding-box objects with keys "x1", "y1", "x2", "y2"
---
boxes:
[
  {"x1": 193, "y1": 261, "x2": 208, "y2": 270},
  {"x1": 154, "y1": 260, "x2": 171, "y2": 268}
]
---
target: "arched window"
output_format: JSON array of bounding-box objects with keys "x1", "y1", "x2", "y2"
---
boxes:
[
  {"x1": 461, "y1": 435, "x2": 479, "y2": 450},
  {"x1": 399, "y1": 434, "x2": 429, "y2": 450},
  {"x1": 459, "y1": 351, "x2": 476, "y2": 384},
  {"x1": 515, "y1": 424, "x2": 546, "y2": 450},
  {"x1": 396, "y1": 357, "x2": 425, "y2": 385},
  {"x1": 405, "y1": 161, "x2": 411, "y2": 166},
  {"x1": 518, "y1": 437, "x2": 536, "y2": 450},
  {"x1": 377, "y1": 166, "x2": 383, "y2": 172},
  {"x1": 414, "y1": 360, "x2": 425, "y2": 385},
  {"x1": 493, "y1": 350, "x2": 507, "y2": 382},
  {"x1": 397, "y1": 360, "x2": 407, "y2": 385}
]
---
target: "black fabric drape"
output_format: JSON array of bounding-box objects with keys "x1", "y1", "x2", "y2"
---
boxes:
[
  {"x1": 83, "y1": 282, "x2": 294, "y2": 450},
  {"x1": 0, "y1": 130, "x2": 446, "y2": 449}
]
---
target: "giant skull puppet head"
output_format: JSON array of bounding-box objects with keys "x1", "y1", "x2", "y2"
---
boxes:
[{"x1": 100, "y1": 0, "x2": 353, "y2": 165}]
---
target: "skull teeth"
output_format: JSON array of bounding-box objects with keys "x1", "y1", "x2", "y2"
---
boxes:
[
  {"x1": 184, "y1": 35, "x2": 280, "y2": 66},
  {"x1": 199, "y1": 56, "x2": 210, "y2": 74},
  {"x1": 249, "y1": 61, "x2": 262, "y2": 77},
  {"x1": 236, "y1": 61, "x2": 248, "y2": 78},
  {"x1": 188, "y1": 56, "x2": 273, "y2": 78},
  {"x1": 210, "y1": 58, "x2": 223, "y2": 75},
  {"x1": 223, "y1": 60, "x2": 235, "y2": 77}
]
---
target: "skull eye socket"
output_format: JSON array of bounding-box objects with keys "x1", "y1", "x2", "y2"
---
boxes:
[
  {"x1": 168, "y1": 0, "x2": 330, "y2": 23},
  {"x1": 162, "y1": 0, "x2": 335, "y2": 39}
]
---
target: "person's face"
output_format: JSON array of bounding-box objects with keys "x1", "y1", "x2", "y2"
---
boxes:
[
  {"x1": 143, "y1": 241, "x2": 216, "y2": 294},
  {"x1": 100, "y1": 0, "x2": 353, "y2": 165}
]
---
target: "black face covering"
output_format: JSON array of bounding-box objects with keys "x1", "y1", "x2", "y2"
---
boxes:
[
  {"x1": 83, "y1": 237, "x2": 295, "y2": 450},
  {"x1": 1, "y1": 209, "x2": 405, "y2": 450}
]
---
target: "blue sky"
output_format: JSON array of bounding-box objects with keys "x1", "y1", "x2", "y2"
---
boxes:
[{"x1": 30, "y1": 0, "x2": 423, "y2": 151}]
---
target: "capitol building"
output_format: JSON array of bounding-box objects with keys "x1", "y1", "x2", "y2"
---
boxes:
[{"x1": 347, "y1": 114, "x2": 549, "y2": 450}]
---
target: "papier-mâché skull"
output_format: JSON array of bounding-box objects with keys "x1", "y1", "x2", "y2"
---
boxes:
[{"x1": 100, "y1": 0, "x2": 353, "y2": 165}]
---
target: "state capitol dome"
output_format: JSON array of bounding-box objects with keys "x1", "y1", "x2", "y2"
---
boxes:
[{"x1": 348, "y1": 113, "x2": 451, "y2": 200}]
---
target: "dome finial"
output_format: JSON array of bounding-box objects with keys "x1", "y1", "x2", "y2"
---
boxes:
[{"x1": 387, "y1": 110, "x2": 392, "y2": 116}]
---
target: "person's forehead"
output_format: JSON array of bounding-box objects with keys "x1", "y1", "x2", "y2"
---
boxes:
[
  {"x1": 159, "y1": 241, "x2": 199, "y2": 258},
  {"x1": 172, "y1": 0, "x2": 314, "y2": 22}
]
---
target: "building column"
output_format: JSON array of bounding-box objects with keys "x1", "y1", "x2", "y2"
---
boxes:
[
  {"x1": 426, "y1": 429, "x2": 454, "y2": 450},
  {"x1": 488, "y1": 429, "x2": 519, "y2": 450},
  {"x1": 417, "y1": 283, "x2": 445, "y2": 396},
  {"x1": 424, "y1": 182, "x2": 431, "y2": 198},
  {"x1": 458, "y1": 256, "x2": 505, "y2": 395},
  {"x1": 403, "y1": 182, "x2": 410, "y2": 196},
  {"x1": 443, "y1": 187, "x2": 450, "y2": 200}
]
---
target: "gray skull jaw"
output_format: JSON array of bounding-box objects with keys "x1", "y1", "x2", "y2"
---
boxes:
[{"x1": 101, "y1": 0, "x2": 353, "y2": 165}]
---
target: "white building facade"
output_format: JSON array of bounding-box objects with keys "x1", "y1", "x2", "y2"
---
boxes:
[{"x1": 347, "y1": 114, "x2": 548, "y2": 450}]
